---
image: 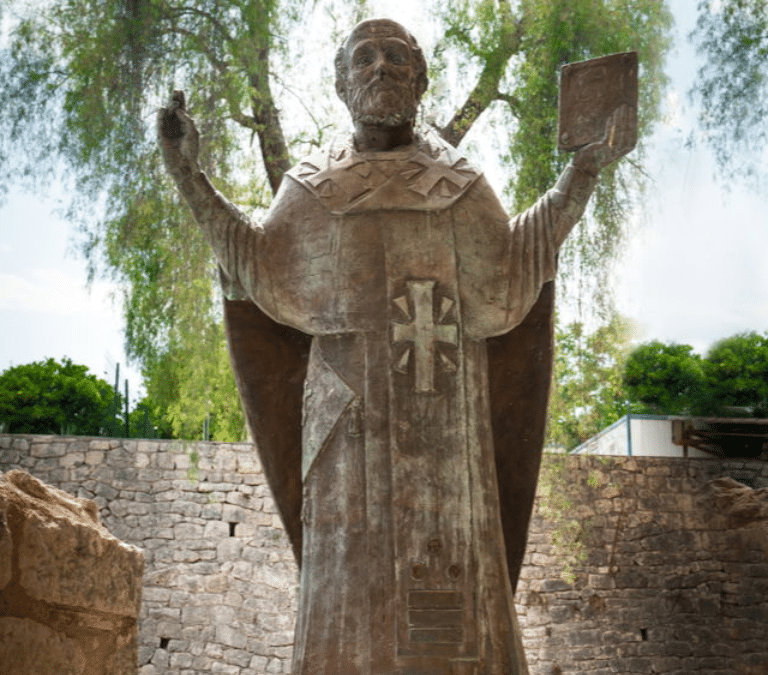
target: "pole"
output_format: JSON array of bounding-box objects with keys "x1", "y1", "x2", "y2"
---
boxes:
[{"x1": 124, "y1": 379, "x2": 130, "y2": 438}]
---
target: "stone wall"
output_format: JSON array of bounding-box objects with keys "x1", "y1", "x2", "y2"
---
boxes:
[
  {"x1": 519, "y1": 454, "x2": 768, "y2": 675},
  {"x1": 0, "y1": 435, "x2": 297, "y2": 675},
  {"x1": 0, "y1": 469, "x2": 144, "y2": 675},
  {"x1": 2, "y1": 434, "x2": 768, "y2": 674}
]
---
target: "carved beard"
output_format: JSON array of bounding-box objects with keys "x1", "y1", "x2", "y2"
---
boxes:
[{"x1": 348, "y1": 81, "x2": 418, "y2": 127}]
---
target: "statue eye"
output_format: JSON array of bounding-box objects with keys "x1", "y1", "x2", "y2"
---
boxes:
[
  {"x1": 355, "y1": 53, "x2": 373, "y2": 67},
  {"x1": 387, "y1": 50, "x2": 406, "y2": 65}
]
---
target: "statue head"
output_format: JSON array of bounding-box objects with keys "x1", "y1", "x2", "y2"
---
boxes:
[{"x1": 335, "y1": 19, "x2": 429, "y2": 128}]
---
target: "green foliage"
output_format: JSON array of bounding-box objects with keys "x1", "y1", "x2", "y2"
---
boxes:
[
  {"x1": 691, "y1": 0, "x2": 768, "y2": 181},
  {"x1": 128, "y1": 397, "x2": 176, "y2": 439},
  {"x1": 702, "y1": 332, "x2": 768, "y2": 416},
  {"x1": 0, "y1": 358, "x2": 119, "y2": 435},
  {"x1": 537, "y1": 453, "x2": 591, "y2": 584},
  {"x1": 0, "y1": 0, "x2": 288, "y2": 439},
  {"x1": 430, "y1": 0, "x2": 672, "y2": 313},
  {"x1": 142, "y1": 322, "x2": 247, "y2": 440},
  {"x1": 507, "y1": 0, "x2": 672, "y2": 311},
  {"x1": 623, "y1": 331, "x2": 768, "y2": 417},
  {"x1": 623, "y1": 340, "x2": 704, "y2": 415},
  {"x1": 547, "y1": 312, "x2": 634, "y2": 450},
  {"x1": 1, "y1": 0, "x2": 673, "y2": 438}
]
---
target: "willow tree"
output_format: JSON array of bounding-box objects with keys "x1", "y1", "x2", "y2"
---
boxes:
[
  {"x1": 691, "y1": 0, "x2": 768, "y2": 183},
  {"x1": 0, "y1": 0, "x2": 672, "y2": 439},
  {"x1": 547, "y1": 313, "x2": 635, "y2": 450}
]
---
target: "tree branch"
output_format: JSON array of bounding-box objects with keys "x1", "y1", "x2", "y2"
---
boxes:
[
  {"x1": 438, "y1": 15, "x2": 524, "y2": 147},
  {"x1": 162, "y1": 26, "x2": 230, "y2": 74},
  {"x1": 247, "y1": 62, "x2": 292, "y2": 194},
  {"x1": 495, "y1": 91, "x2": 521, "y2": 114},
  {"x1": 163, "y1": 5, "x2": 236, "y2": 44}
]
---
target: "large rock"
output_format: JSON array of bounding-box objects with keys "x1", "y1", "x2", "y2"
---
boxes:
[
  {"x1": 708, "y1": 476, "x2": 768, "y2": 525},
  {"x1": 0, "y1": 617, "x2": 86, "y2": 675},
  {"x1": 0, "y1": 470, "x2": 144, "y2": 675}
]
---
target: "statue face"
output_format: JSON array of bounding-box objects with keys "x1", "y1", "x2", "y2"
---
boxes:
[{"x1": 343, "y1": 30, "x2": 421, "y2": 127}]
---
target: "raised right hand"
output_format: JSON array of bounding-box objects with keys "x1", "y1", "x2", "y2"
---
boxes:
[{"x1": 157, "y1": 90, "x2": 200, "y2": 173}]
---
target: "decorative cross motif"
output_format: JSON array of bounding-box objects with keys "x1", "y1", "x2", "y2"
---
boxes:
[
  {"x1": 392, "y1": 280, "x2": 458, "y2": 393},
  {"x1": 404, "y1": 153, "x2": 474, "y2": 198}
]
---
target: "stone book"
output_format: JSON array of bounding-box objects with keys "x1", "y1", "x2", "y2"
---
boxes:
[{"x1": 558, "y1": 51, "x2": 638, "y2": 152}]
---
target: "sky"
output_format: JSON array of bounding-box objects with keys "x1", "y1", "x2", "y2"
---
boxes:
[{"x1": 1, "y1": 0, "x2": 767, "y2": 403}]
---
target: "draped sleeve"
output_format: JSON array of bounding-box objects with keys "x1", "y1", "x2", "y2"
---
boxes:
[{"x1": 505, "y1": 161, "x2": 597, "y2": 329}]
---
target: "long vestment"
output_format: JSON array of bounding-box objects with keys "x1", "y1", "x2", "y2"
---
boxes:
[{"x1": 212, "y1": 132, "x2": 570, "y2": 675}]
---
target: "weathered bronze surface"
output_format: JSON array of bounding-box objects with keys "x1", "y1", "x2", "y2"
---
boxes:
[
  {"x1": 158, "y1": 18, "x2": 637, "y2": 675},
  {"x1": 558, "y1": 51, "x2": 638, "y2": 151}
]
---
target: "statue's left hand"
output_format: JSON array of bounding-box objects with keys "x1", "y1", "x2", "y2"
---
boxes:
[{"x1": 573, "y1": 104, "x2": 637, "y2": 175}]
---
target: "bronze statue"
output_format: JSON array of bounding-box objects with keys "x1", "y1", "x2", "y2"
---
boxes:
[{"x1": 159, "y1": 18, "x2": 636, "y2": 675}]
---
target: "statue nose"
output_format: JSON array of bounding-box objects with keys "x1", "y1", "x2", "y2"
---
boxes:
[{"x1": 374, "y1": 54, "x2": 389, "y2": 78}]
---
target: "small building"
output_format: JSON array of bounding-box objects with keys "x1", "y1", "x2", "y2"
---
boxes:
[{"x1": 572, "y1": 413, "x2": 768, "y2": 459}]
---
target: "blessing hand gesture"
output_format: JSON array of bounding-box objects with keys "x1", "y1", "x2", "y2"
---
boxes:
[{"x1": 157, "y1": 90, "x2": 201, "y2": 174}]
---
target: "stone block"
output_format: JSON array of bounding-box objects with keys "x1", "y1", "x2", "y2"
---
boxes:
[
  {"x1": 202, "y1": 502, "x2": 223, "y2": 518},
  {"x1": 222, "y1": 503, "x2": 253, "y2": 522},
  {"x1": 174, "y1": 522, "x2": 205, "y2": 539},
  {"x1": 0, "y1": 499, "x2": 11, "y2": 591},
  {"x1": 0, "y1": 617, "x2": 86, "y2": 675},
  {"x1": 224, "y1": 647, "x2": 254, "y2": 667},
  {"x1": 0, "y1": 470, "x2": 144, "y2": 675},
  {"x1": 156, "y1": 452, "x2": 176, "y2": 470},
  {"x1": 214, "y1": 449, "x2": 237, "y2": 471},
  {"x1": 170, "y1": 652, "x2": 194, "y2": 668},
  {"x1": 60, "y1": 452, "x2": 85, "y2": 468},
  {"x1": 30, "y1": 441, "x2": 68, "y2": 458},
  {"x1": 85, "y1": 450, "x2": 106, "y2": 465},
  {"x1": 1, "y1": 472, "x2": 143, "y2": 617},
  {"x1": 205, "y1": 520, "x2": 231, "y2": 540},
  {"x1": 205, "y1": 574, "x2": 231, "y2": 593},
  {"x1": 250, "y1": 655, "x2": 270, "y2": 670},
  {"x1": 217, "y1": 538, "x2": 244, "y2": 560},
  {"x1": 150, "y1": 648, "x2": 170, "y2": 667},
  {"x1": 0, "y1": 448, "x2": 21, "y2": 466},
  {"x1": 217, "y1": 624, "x2": 248, "y2": 649},
  {"x1": 266, "y1": 657, "x2": 286, "y2": 673},
  {"x1": 143, "y1": 586, "x2": 171, "y2": 603},
  {"x1": 169, "y1": 500, "x2": 203, "y2": 518},
  {"x1": 238, "y1": 455, "x2": 262, "y2": 474}
]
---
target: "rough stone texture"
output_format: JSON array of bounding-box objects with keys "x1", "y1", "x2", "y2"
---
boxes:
[
  {"x1": 518, "y1": 455, "x2": 768, "y2": 675},
  {"x1": 0, "y1": 617, "x2": 86, "y2": 675},
  {"x1": 3, "y1": 435, "x2": 768, "y2": 674},
  {"x1": 1, "y1": 435, "x2": 297, "y2": 675},
  {"x1": 0, "y1": 497, "x2": 12, "y2": 592},
  {"x1": 0, "y1": 468, "x2": 144, "y2": 675}
]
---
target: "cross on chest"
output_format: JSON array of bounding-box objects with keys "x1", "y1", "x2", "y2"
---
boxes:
[{"x1": 392, "y1": 280, "x2": 459, "y2": 393}]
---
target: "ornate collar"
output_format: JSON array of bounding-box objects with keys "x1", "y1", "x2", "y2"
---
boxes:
[{"x1": 287, "y1": 131, "x2": 482, "y2": 214}]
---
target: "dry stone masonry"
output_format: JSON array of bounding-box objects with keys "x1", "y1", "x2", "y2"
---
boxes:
[
  {"x1": 2, "y1": 434, "x2": 768, "y2": 674},
  {"x1": 519, "y1": 455, "x2": 768, "y2": 675},
  {"x1": 0, "y1": 435, "x2": 297, "y2": 675},
  {"x1": 0, "y1": 468, "x2": 144, "y2": 675}
]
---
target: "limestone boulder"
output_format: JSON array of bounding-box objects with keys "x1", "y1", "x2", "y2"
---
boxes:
[
  {"x1": 0, "y1": 617, "x2": 86, "y2": 675},
  {"x1": 0, "y1": 496, "x2": 11, "y2": 592},
  {"x1": 0, "y1": 469, "x2": 144, "y2": 675}
]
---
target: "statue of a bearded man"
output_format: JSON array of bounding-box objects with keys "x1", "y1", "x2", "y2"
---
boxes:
[{"x1": 159, "y1": 18, "x2": 635, "y2": 675}]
